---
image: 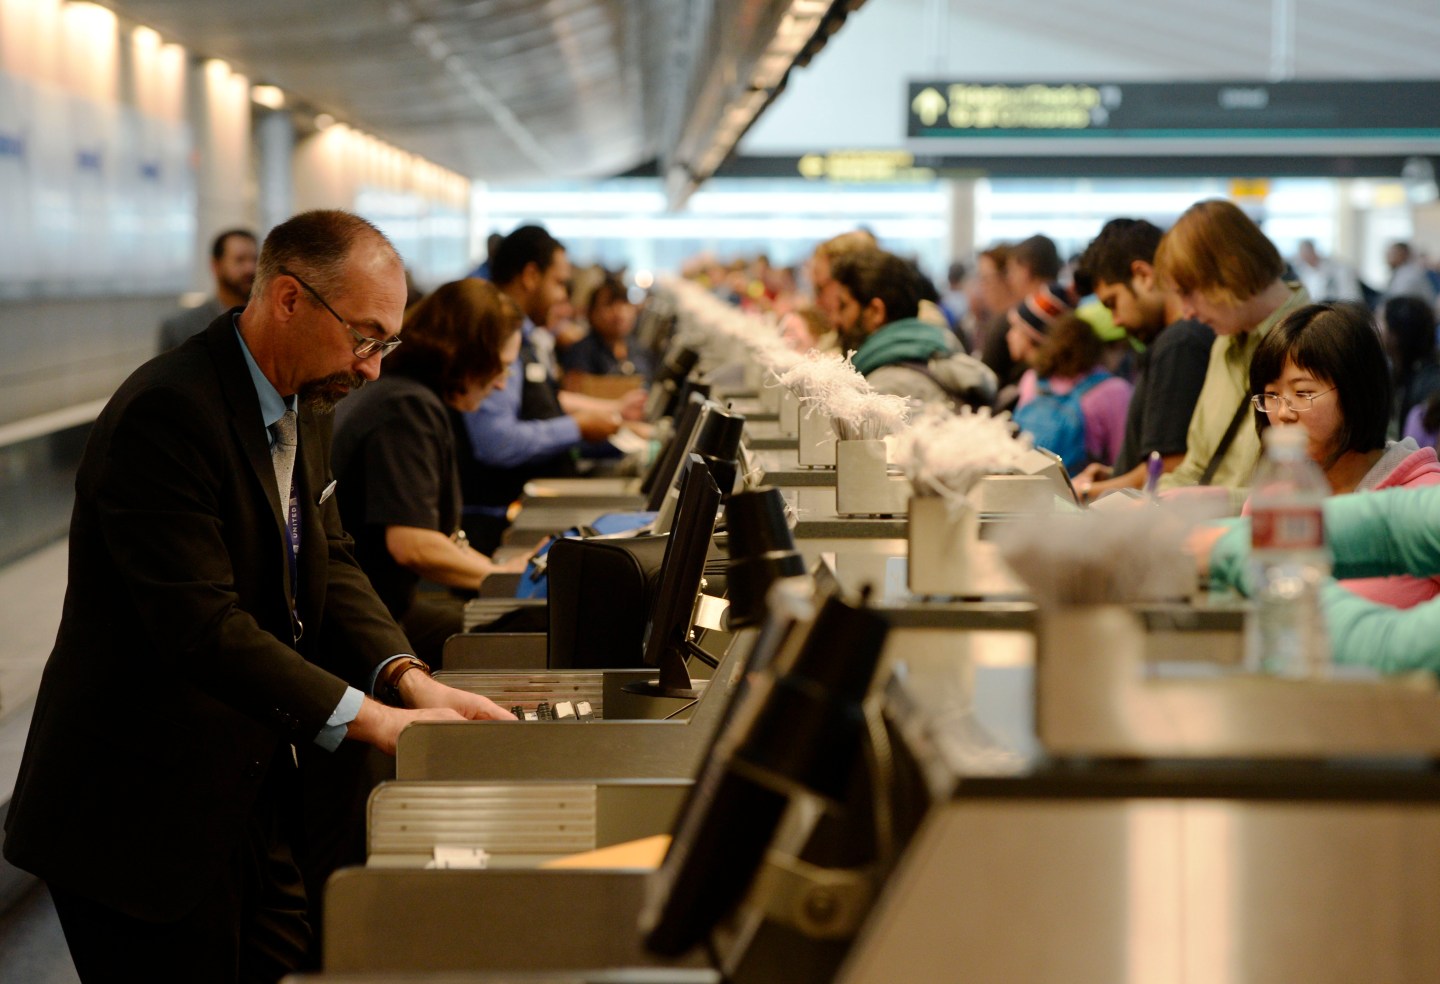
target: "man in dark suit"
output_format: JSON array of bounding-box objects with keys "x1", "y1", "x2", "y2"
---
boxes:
[{"x1": 4, "y1": 210, "x2": 513, "y2": 983}]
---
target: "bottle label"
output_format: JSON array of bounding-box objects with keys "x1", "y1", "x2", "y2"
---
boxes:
[{"x1": 1252, "y1": 506, "x2": 1323, "y2": 550}]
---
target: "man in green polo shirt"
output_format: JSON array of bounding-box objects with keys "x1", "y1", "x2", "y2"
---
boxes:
[{"x1": 1155, "y1": 199, "x2": 1310, "y2": 502}]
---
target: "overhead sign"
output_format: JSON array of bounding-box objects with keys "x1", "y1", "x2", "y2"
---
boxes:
[
  {"x1": 718, "y1": 153, "x2": 1431, "y2": 182},
  {"x1": 907, "y1": 81, "x2": 1440, "y2": 140},
  {"x1": 795, "y1": 150, "x2": 935, "y2": 182},
  {"x1": 1228, "y1": 178, "x2": 1271, "y2": 199}
]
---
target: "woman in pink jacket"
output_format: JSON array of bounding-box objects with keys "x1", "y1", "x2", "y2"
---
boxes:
[
  {"x1": 1248, "y1": 301, "x2": 1440, "y2": 608},
  {"x1": 1009, "y1": 296, "x2": 1132, "y2": 474}
]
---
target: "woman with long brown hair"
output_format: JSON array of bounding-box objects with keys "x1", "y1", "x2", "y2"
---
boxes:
[{"x1": 332, "y1": 277, "x2": 528, "y2": 664}]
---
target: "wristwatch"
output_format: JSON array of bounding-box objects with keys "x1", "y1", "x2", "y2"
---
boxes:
[{"x1": 376, "y1": 655, "x2": 432, "y2": 706}]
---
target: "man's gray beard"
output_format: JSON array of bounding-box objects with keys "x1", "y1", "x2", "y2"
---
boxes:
[{"x1": 299, "y1": 372, "x2": 365, "y2": 414}]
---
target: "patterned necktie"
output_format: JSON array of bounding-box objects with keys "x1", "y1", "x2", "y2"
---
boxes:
[
  {"x1": 271, "y1": 409, "x2": 298, "y2": 507},
  {"x1": 271, "y1": 409, "x2": 303, "y2": 645}
]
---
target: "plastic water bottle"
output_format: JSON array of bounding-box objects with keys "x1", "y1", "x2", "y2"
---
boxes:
[{"x1": 1246, "y1": 426, "x2": 1331, "y2": 677}]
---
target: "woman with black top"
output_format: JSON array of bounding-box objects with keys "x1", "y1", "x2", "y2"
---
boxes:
[
  {"x1": 332, "y1": 277, "x2": 528, "y2": 665},
  {"x1": 1382, "y1": 294, "x2": 1440, "y2": 434}
]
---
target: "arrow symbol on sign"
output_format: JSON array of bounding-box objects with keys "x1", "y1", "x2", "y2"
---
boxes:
[{"x1": 911, "y1": 87, "x2": 947, "y2": 127}]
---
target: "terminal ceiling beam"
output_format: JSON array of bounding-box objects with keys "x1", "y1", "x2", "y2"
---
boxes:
[{"x1": 660, "y1": 0, "x2": 867, "y2": 211}]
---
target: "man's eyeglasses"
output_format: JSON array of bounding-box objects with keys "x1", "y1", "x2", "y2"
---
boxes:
[
  {"x1": 278, "y1": 266, "x2": 402, "y2": 359},
  {"x1": 1250, "y1": 388, "x2": 1336, "y2": 414}
]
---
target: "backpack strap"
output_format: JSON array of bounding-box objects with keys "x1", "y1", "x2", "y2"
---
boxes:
[
  {"x1": 1037, "y1": 369, "x2": 1109, "y2": 400},
  {"x1": 1069, "y1": 369, "x2": 1111, "y2": 399},
  {"x1": 1198, "y1": 394, "x2": 1253, "y2": 486}
]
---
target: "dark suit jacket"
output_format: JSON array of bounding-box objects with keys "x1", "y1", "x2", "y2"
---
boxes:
[{"x1": 3, "y1": 314, "x2": 410, "y2": 921}]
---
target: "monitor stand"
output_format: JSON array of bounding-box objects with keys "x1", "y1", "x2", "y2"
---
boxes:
[
  {"x1": 618, "y1": 638, "x2": 715, "y2": 710},
  {"x1": 607, "y1": 680, "x2": 707, "y2": 720}
]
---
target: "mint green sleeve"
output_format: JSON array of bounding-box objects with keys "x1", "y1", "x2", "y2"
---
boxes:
[
  {"x1": 1322, "y1": 581, "x2": 1440, "y2": 673},
  {"x1": 1208, "y1": 486, "x2": 1440, "y2": 672},
  {"x1": 1324, "y1": 485, "x2": 1440, "y2": 580},
  {"x1": 1210, "y1": 485, "x2": 1440, "y2": 593},
  {"x1": 1210, "y1": 516, "x2": 1440, "y2": 672},
  {"x1": 1206, "y1": 517, "x2": 1252, "y2": 594}
]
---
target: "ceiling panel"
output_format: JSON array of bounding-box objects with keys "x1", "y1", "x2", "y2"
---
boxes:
[
  {"x1": 101, "y1": 0, "x2": 1440, "y2": 184},
  {"x1": 102, "y1": 0, "x2": 660, "y2": 181}
]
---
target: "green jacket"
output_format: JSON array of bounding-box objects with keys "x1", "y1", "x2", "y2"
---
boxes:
[
  {"x1": 1211, "y1": 484, "x2": 1440, "y2": 672},
  {"x1": 852, "y1": 318, "x2": 953, "y2": 375}
]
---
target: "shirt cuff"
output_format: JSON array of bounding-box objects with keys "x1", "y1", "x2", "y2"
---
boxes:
[
  {"x1": 314, "y1": 686, "x2": 365, "y2": 752},
  {"x1": 368, "y1": 653, "x2": 414, "y2": 696}
]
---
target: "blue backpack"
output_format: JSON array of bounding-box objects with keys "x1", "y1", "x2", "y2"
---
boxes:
[
  {"x1": 1012, "y1": 370, "x2": 1109, "y2": 473},
  {"x1": 514, "y1": 510, "x2": 656, "y2": 599}
]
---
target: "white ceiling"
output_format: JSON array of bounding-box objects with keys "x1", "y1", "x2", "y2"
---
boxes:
[
  {"x1": 102, "y1": 0, "x2": 675, "y2": 181},
  {"x1": 96, "y1": 0, "x2": 1440, "y2": 179}
]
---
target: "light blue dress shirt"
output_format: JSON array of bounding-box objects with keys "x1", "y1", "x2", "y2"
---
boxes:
[{"x1": 236, "y1": 324, "x2": 395, "y2": 751}]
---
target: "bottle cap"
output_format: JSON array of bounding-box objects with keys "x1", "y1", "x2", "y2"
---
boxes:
[{"x1": 1262, "y1": 425, "x2": 1308, "y2": 451}]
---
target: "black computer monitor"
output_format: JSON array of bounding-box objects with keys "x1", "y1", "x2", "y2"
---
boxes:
[
  {"x1": 644, "y1": 344, "x2": 701, "y2": 422},
  {"x1": 633, "y1": 298, "x2": 677, "y2": 358},
  {"x1": 632, "y1": 453, "x2": 722, "y2": 699},
  {"x1": 639, "y1": 587, "x2": 890, "y2": 958},
  {"x1": 653, "y1": 405, "x2": 744, "y2": 533},
  {"x1": 641, "y1": 391, "x2": 708, "y2": 509},
  {"x1": 674, "y1": 379, "x2": 711, "y2": 417}
]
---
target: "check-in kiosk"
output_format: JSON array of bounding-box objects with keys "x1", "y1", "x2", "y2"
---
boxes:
[
  {"x1": 833, "y1": 606, "x2": 1440, "y2": 984},
  {"x1": 313, "y1": 554, "x2": 1440, "y2": 984},
  {"x1": 318, "y1": 577, "x2": 889, "y2": 979},
  {"x1": 307, "y1": 286, "x2": 1440, "y2": 983},
  {"x1": 459, "y1": 412, "x2": 739, "y2": 672},
  {"x1": 396, "y1": 485, "x2": 809, "y2": 780}
]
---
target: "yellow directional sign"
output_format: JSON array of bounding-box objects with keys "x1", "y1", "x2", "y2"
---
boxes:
[
  {"x1": 1229, "y1": 178, "x2": 1271, "y2": 199},
  {"x1": 797, "y1": 154, "x2": 826, "y2": 179},
  {"x1": 795, "y1": 150, "x2": 934, "y2": 183}
]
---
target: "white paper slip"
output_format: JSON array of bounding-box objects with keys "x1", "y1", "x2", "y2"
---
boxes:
[
  {"x1": 427, "y1": 845, "x2": 490, "y2": 869},
  {"x1": 609, "y1": 427, "x2": 651, "y2": 455}
]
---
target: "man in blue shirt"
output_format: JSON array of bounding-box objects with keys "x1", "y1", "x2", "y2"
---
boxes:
[{"x1": 457, "y1": 225, "x2": 640, "y2": 552}]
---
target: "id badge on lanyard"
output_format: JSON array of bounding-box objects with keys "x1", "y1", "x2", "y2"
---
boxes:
[{"x1": 285, "y1": 491, "x2": 303, "y2": 643}]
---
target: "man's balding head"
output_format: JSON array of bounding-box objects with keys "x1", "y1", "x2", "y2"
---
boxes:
[
  {"x1": 252, "y1": 210, "x2": 403, "y2": 304},
  {"x1": 242, "y1": 210, "x2": 407, "y2": 408}
]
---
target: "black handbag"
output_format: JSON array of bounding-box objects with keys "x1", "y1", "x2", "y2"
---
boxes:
[{"x1": 545, "y1": 533, "x2": 673, "y2": 668}]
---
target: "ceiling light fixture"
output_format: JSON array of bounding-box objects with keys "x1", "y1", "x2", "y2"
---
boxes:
[
  {"x1": 251, "y1": 85, "x2": 285, "y2": 110},
  {"x1": 131, "y1": 26, "x2": 161, "y2": 53}
]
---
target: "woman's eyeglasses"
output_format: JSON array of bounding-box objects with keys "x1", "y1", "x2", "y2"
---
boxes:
[{"x1": 1250, "y1": 388, "x2": 1336, "y2": 413}]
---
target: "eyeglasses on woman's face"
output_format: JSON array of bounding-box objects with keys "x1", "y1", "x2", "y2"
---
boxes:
[{"x1": 1251, "y1": 388, "x2": 1336, "y2": 414}]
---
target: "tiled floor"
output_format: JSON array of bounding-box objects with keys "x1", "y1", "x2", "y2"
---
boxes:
[
  {"x1": 0, "y1": 539, "x2": 77, "y2": 981},
  {"x1": 0, "y1": 883, "x2": 76, "y2": 984},
  {"x1": 0, "y1": 539, "x2": 67, "y2": 797}
]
